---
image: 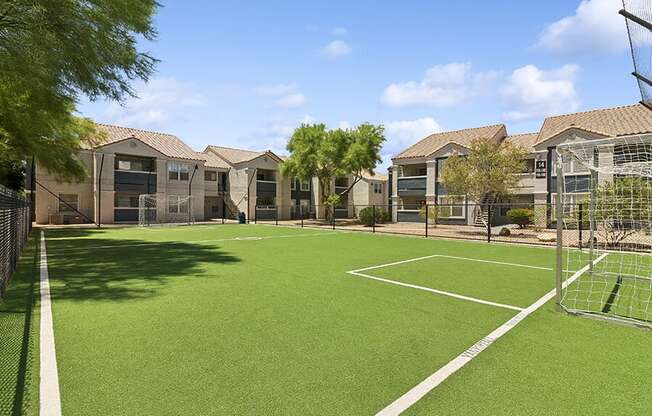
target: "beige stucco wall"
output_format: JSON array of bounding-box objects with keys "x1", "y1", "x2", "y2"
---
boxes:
[{"x1": 36, "y1": 137, "x2": 208, "y2": 224}]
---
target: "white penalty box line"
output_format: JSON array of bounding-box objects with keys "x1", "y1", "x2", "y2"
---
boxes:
[
  {"x1": 346, "y1": 253, "x2": 562, "y2": 312},
  {"x1": 374, "y1": 252, "x2": 609, "y2": 416}
]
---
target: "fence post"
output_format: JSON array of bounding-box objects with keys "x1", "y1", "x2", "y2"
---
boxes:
[
  {"x1": 301, "y1": 206, "x2": 304, "y2": 228},
  {"x1": 275, "y1": 205, "x2": 279, "y2": 226},
  {"x1": 372, "y1": 205, "x2": 376, "y2": 233},
  {"x1": 486, "y1": 203, "x2": 491, "y2": 243},
  {"x1": 425, "y1": 203, "x2": 428, "y2": 238}
]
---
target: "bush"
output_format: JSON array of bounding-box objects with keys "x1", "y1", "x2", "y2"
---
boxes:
[
  {"x1": 498, "y1": 227, "x2": 511, "y2": 236},
  {"x1": 506, "y1": 208, "x2": 534, "y2": 228},
  {"x1": 358, "y1": 207, "x2": 389, "y2": 226},
  {"x1": 419, "y1": 206, "x2": 439, "y2": 225}
]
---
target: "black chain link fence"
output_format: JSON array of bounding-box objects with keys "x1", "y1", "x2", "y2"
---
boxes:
[{"x1": 0, "y1": 185, "x2": 31, "y2": 297}]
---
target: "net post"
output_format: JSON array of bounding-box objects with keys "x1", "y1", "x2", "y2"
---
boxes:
[
  {"x1": 588, "y1": 170, "x2": 597, "y2": 273},
  {"x1": 555, "y1": 160, "x2": 564, "y2": 310},
  {"x1": 578, "y1": 202, "x2": 583, "y2": 250},
  {"x1": 275, "y1": 205, "x2": 278, "y2": 226},
  {"x1": 372, "y1": 205, "x2": 376, "y2": 233},
  {"x1": 301, "y1": 205, "x2": 304, "y2": 228}
]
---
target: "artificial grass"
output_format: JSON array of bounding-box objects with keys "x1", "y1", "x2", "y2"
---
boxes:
[
  {"x1": 13, "y1": 224, "x2": 652, "y2": 415},
  {"x1": 0, "y1": 235, "x2": 40, "y2": 416}
]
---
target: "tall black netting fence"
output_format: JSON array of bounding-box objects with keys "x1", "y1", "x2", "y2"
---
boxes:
[
  {"x1": 0, "y1": 184, "x2": 32, "y2": 297},
  {"x1": 247, "y1": 202, "x2": 571, "y2": 247},
  {"x1": 622, "y1": 0, "x2": 652, "y2": 106}
]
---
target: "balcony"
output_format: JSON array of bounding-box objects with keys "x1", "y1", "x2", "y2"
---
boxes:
[
  {"x1": 397, "y1": 176, "x2": 426, "y2": 196},
  {"x1": 114, "y1": 171, "x2": 157, "y2": 193},
  {"x1": 256, "y1": 180, "x2": 276, "y2": 198}
]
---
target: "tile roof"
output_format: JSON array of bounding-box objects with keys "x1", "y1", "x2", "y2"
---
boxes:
[
  {"x1": 361, "y1": 171, "x2": 388, "y2": 181},
  {"x1": 393, "y1": 124, "x2": 506, "y2": 160},
  {"x1": 88, "y1": 124, "x2": 202, "y2": 161},
  {"x1": 536, "y1": 104, "x2": 652, "y2": 145},
  {"x1": 197, "y1": 151, "x2": 230, "y2": 169},
  {"x1": 503, "y1": 132, "x2": 538, "y2": 151},
  {"x1": 205, "y1": 145, "x2": 282, "y2": 165}
]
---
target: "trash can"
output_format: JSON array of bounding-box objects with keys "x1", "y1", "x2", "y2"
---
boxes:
[{"x1": 238, "y1": 212, "x2": 246, "y2": 224}]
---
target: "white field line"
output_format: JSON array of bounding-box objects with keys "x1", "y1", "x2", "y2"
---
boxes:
[
  {"x1": 46, "y1": 232, "x2": 334, "y2": 253},
  {"x1": 39, "y1": 231, "x2": 62, "y2": 416},
  {"x1": 351, "y1": 254, "x2": 556, "y2": 274},
  {"x1": 347, "y1": 271, "x2": 523, "y2": 312},
  {"x1": 375, "y1": 252, "x2": 609, "y2": 416}
]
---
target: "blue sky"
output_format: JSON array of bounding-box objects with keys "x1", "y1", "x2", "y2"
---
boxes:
[{"x1": 78, "y1": 0, "x2": 640, "y2": 172}]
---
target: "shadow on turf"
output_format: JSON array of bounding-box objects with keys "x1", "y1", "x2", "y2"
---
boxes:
[
  {"x1": 45, "y1": 232, "x2": 241, "y2": 301},
  {"x1": 0, "y1": 236, "x2": 38, "y2": 416}
]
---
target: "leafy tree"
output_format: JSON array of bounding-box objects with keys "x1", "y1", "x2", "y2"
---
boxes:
[
  {"x1": 281, "y1": 123, "x2": 384, "y2": 219},
  {"x1": 440, "y1": 137, "x2": 528, "y2": 208},
  {"x1": 0, "y1": 0, "x2": 159, "y2": 186},
  {"x1": 593, "y1": 177, "x2": 652, "y2": 247}
]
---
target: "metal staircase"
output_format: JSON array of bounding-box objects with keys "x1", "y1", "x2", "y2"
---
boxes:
[{"x1": 473, "y1": 194, "x2": 495, "y2": 227}]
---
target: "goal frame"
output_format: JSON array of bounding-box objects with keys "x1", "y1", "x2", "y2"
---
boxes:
[
  {"x1": 555, "y1": 134, "x2": 652, "y2": 329},
  {"x1": 138, "y1": 193, "x2": 195, "y2": 227}
]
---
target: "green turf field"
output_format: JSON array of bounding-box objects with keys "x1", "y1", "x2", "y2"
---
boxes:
[{"x1": 2, "y1": 224, "x2": 652, "y2": 415}]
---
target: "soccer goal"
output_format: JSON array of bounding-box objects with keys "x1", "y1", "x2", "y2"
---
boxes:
[
  {"x1": 555, "y1": 134, "x2": 652, "y2": 328},
  {"x1": 138, "y1": 194, "x2": 194, "y2": 226}
]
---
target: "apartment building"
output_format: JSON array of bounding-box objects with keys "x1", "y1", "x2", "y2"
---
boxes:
[
  {"x1": 391, "y1": 104, "x2": 652, "y2": 227},
  {"x1": 35, "y1": 124, "x2": 208, "y2": 225},
  {"x1": 202, "y1": 145, "x2": 290, "y2": 221}
]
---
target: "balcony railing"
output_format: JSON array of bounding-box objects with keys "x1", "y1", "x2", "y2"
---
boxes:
[
  {"x1": 397, "y1": 176, "x2": 426, "y2": 196},
  {"x1": 256, "y1": 180, "x2": 276, "y2": 197}
]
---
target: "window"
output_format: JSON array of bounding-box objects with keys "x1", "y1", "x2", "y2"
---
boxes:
[
  {"x1": 300, "y1": 180, "x2": 310, "y2": 191},
  {"x1": 168, "y1": 162, "x2": 190, "y2": 181},
  {"x1": 114, "y1": 194, "x2": 139, "y2": 208},
  {"x1": 554, "y1": 148, "x2": 590, "y2": 175},
  {"x1": 300, "y1": 199, "x2": 310, "y2": 208},
  {"x1": 291, "y1": 178, "x2": 297, "y2": 191},
  {"x1": 205, "y1": 171, "x2": 217, "y2": 181},
  {"x1": 521, "y1": 159, "x2": 535, "y2": 173},
  {"x1": 168, "y1": 195, "x2": 189, "y2": 214},
  {"x1": 115, "y1": 155, "x2": 155, "y2": 172},
  {"x1": 418, "y1": 167, "x2": 427, "y2": 176},
  {"x1": 373, "y1": 183, "x2": 383, "y2": 194},
  {"x1": 59, "y1": 194, "x2": 78, "y2": 213},
  {"x1": 438, "y1": 195, "x2": 465, "y2": 218}
]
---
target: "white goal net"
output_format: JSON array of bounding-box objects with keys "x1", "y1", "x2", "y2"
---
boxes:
[
  {"x1": 138, "y1": 194, "x2": 194, "y2": 226},
  {"x1": 555, "y1": 134, "x2": 652, "y2": 328}
]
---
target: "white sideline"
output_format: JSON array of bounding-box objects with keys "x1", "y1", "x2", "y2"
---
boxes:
[
  {"x1": 375, "y1": 252, "x2": 609, "y2": 416},
  {"x1": 347, "y1": 271, "x2": 523, "y2": 312},
  {"x1": 39, "y1": 231, "x2": 62, "y2": 416}
]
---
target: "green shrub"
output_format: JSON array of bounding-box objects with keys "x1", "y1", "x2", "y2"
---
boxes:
[
  {"x1": 499, "y1": 227, "x2": 511, "y2": 236},
  {"x1": 358, "y1": 207, "x2": 389, "y2": 226},
  {"x1": 418, "y1": 206, "x2": 439, "y2": 225},
  {"x1": 506, "y1": 208, "x2": 534, "y2": 228}
]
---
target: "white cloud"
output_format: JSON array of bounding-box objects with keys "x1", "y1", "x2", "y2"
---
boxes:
[
  {"x1": 337, "y1": 120, "x2": 351, "y2": 129},
  {"x1": 275, "y1": 93, "x2": 306, "y2": 109},
  {"x1": 383, "y1": 117, "x2": 442, "y2": 154},
  {"x1": 381, "y1": 62, "x2": 499, "y2": 108},
  {"x1": 255, "y1": 83, "x2": 306, "y2": 109},
  {"x1": 536, "y1": 0, "x2": 627, "y2": 55},
  {"x1": 501, "y1": 64, "x2": 581, "y2": 121},
  {"x1": 104, "y1": 77, "x2": 206, "y2": 128},
  {"x1": 323, "y1": 40, "x2": 352, "y2": 58},
  {"x1": 332, "y1": 27, "x2": 348, "y2": 36}
]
